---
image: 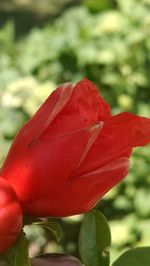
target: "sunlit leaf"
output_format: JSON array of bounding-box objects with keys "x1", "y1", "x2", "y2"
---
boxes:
[{"x1": 112, "y1": 247, "x2": 150, "y2": 266}]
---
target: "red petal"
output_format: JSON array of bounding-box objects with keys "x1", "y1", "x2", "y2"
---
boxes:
[
  {"x1": 30, "y1": 157, "x2": 129, "y2": 216},
  {"x1": 43, "y1": 79, "x2": 111, "y2": 137},
  {"x1": 11, "y1": 79, "x2": 110, "y2": 145},
  {"x1": 66, "y1": 157, "x2": 130, "y2": 215},
  {"x1": 2, "y1": 124, "x2": 102, "y2": 216},
  {"x1": 70, "y1": 121, "x2": 103, "y2": 176},
  {"x1": 0, "y1": 178, "x2": 22, "y2": 253},
  {"x1": 79, "y1": 79, "x2": 111, "y2": 119},
  {"x1": 78, "y1": 112, "x2": 150, "y2": 175}
]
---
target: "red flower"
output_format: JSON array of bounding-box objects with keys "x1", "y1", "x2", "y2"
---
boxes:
[
  {"x1": 0, "y1": 177, "x2": 22, "y2": 253},
  {"x1": 1, "y1": 79, "x2": 150, "y2": 217}
]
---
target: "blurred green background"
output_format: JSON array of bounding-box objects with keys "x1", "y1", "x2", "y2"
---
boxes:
[{"x1": 0, "y1": 0, "x2": 150, "y2": 263}]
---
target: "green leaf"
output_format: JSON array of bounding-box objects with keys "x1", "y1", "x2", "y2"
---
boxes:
[
  {"x1": 34, "y1": 221, "x2": 62, "y2": 242},
  {"x1": 112, "y1": 247, "x2": 150, "y2": 266},
  {"x1": 79, "y1": 210, "x2": 111, "y2": 266},
  {"x1": 2, "y1": 231, "x2": 31, "y2": 266}
]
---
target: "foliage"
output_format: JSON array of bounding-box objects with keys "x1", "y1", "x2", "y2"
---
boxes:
[
  {"x1": 0, "y1": 0, "x2": 150, "y2": 263},
  {"x1": 112, "y1": 247, "x2": 150, "y2": 266},
  {"x1": 79, "y1": 211, "x2": 111, "y2": 266}
]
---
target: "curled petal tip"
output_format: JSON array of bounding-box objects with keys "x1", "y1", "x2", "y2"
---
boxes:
[
  {"x1": 110, "y1": 157, "x2": 130, "y2": 170},
  {"x1": 38, "y1": 82, "x2": 74, "y2": 138},
  {"x1": 71, "y1": 122, "x2": 103, "y2": 178},
  {"x1": 89, "y1": 121, "x2": 104, "y2": 132}
]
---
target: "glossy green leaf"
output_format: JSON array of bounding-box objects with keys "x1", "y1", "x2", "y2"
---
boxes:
[
  {"x1": 112, "y1": 247, "x2": 150, "y2": 266},
  {"x1": 2, "y1": 231, "x2": 30, "y2": 266},
  {"x1": 34, "y1": 221, "x2": 62, "y2": 242},
  {"x1": 79, "y1": 210, "x2": 111, "y2": 266}
]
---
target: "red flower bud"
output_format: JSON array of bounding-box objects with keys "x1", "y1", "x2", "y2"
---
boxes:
[
  {"x1": 1, "y1": 79, "x2": 150, "y2": 217},
  {"x1": 0, "y1": 177, "x2": 22, "y2": 253}
]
